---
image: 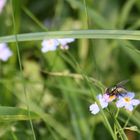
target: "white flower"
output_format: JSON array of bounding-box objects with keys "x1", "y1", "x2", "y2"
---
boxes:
[
  {"x1": 89, "y1": 94, "x2": 109, "y2": 115},
  {"x1": 0, "y1": 43, "x2": 12, "y2": 61},
  {"x1": 57, "y1": 38, "x2": 75, "y2": 45},
  {"x1": 41, "y1": 38, "x2": 75, "y2": 53},
  {"x1": 0, "y1": 0, "x2": 6, "y2": 13},
  {"x1": 41, "y1": 39, "x2": 59, "y2": 53},
  {"x1": 116, "y1": 92, "x2": 140, "y2": 111},
  {"x1": 58, "y1": 38, "x2": 75, "y2": 50},
  {"x1": 89, "y1": 103, "x2": 100, "y2": 115}
]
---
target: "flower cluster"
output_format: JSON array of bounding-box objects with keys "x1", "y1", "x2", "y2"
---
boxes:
[
  {"x1": 0, "y1": 43, "x2": 13, "y2": 61},
  {"x1": 0, "y1": 0, "x2": 6, "y2": 13},
  {"x1": 89, "y1": 92, "x2": 140, "y2": 115},
  {"x1": 41, "y1": 38, "x2": 75, "y2": 53}
]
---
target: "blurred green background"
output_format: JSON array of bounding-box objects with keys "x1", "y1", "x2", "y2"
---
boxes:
[{"x1": 0, "y1": 0, "x2": 140, "y2": 139}]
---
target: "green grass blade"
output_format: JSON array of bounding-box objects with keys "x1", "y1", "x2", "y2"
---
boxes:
[
  {"x1": 121, "y1": 41, "x2": 140, "y2": 68},
  {"x1": 22, "y1": 6, "x2": 48, "y2": 31},
  {"x1": 0, "y1": 30, "x2": 140, "y2": 43},
  {"x1": 11, "y1": 0, "x2": 36, "y2": 139},
  {"x1": 115, "y1": 119, "x2": 128, "y2": 140},
  {"x1": 118, "y1": 0, "x2": 136, "y2": 28},
  {"x1": 66, "y1": 0, "x2": 112, "y2": 28}
]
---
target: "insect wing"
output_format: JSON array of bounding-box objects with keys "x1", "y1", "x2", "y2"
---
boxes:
[{"x1": 116, "y1": 80, "x2": 129, "y2": 87}]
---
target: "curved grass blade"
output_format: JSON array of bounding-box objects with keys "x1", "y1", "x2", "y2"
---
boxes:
[{"x1": 0, "y1": 30, "x2": 140, "y2": 43}]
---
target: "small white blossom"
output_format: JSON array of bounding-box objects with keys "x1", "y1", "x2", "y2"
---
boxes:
[
  {"x1": 89, "y1": 94, "x2": 109, "y2": 115},
  {"x1": 41, "y1": 38, "x2": 75, "y2": 53},
  {"x1": 0, "y1": 43, "x2": 12, "y2": 61},
  {"x1": 89, "y1": 103, "x2": 100, "y2": 115},
  {"x1": 41, "y1": 39, "x2": 59, "y2": 53}
]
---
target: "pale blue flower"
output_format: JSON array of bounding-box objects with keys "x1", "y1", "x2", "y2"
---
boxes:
[
  {"x1": 89, "y1": 103, "x2": 100, "y2": 115},
  {"x1": 0, "y1": 43, "x2": 12, "y2": 61},
  {"x1": 116, "y1": 92, "x2": 140, "y2": 111},
  {"x1": 0, "y1": 0, "x2": 6, "y2": 13},
  {"x1": 41, "y1": 39, "x2": 59, "y2": 53}
]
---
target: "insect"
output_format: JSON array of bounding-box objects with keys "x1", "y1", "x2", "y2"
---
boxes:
[{"x1": 105, "y1": 80, "x2": 129, "y2": 96}]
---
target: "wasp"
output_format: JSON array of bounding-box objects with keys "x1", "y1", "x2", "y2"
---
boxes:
[{"x1": 105, "y1": 80, "x2": 129, "y2": 96}]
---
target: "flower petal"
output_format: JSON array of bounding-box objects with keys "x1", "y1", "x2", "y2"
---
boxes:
[
  {"x1": 131, "y1": 99, "x2": 140, "y2": 106},
  {"x1": 97, "y1": 94, "x2": 108, "y2": 108},
  {"x1": 0, "y1": 0, "x2": 6, "y2": 13},
  {"x1": 116, "y1": 99, "x2": 125, "y2": 108},
  {"x1": 41, "y1": 39, "x2": 59, "y2": 53},
  {"x1": 126, "y1": 92, "x2": 135, "y2": 99},
  {"x1": 100, "y1": 101, "x2": 108, "y2": 108},
  {"x1": 89, "y1": 103, "x2": 100, "y2": 115},
  {"x1": 97, "y1": 94, "x2": 102, "y2": 100},
  {"x1": 125, "y1": 104, "x2": 134, "y2": 111},
  {"x1": 57, "y1": 38, "x2": 75, "y2": 46},
  {"x1": 0, "y1": 43, "x2": 13, "y2": 61},
  {"x1": 103, "y1": 94, "x2": 109, "y2": 100}
]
